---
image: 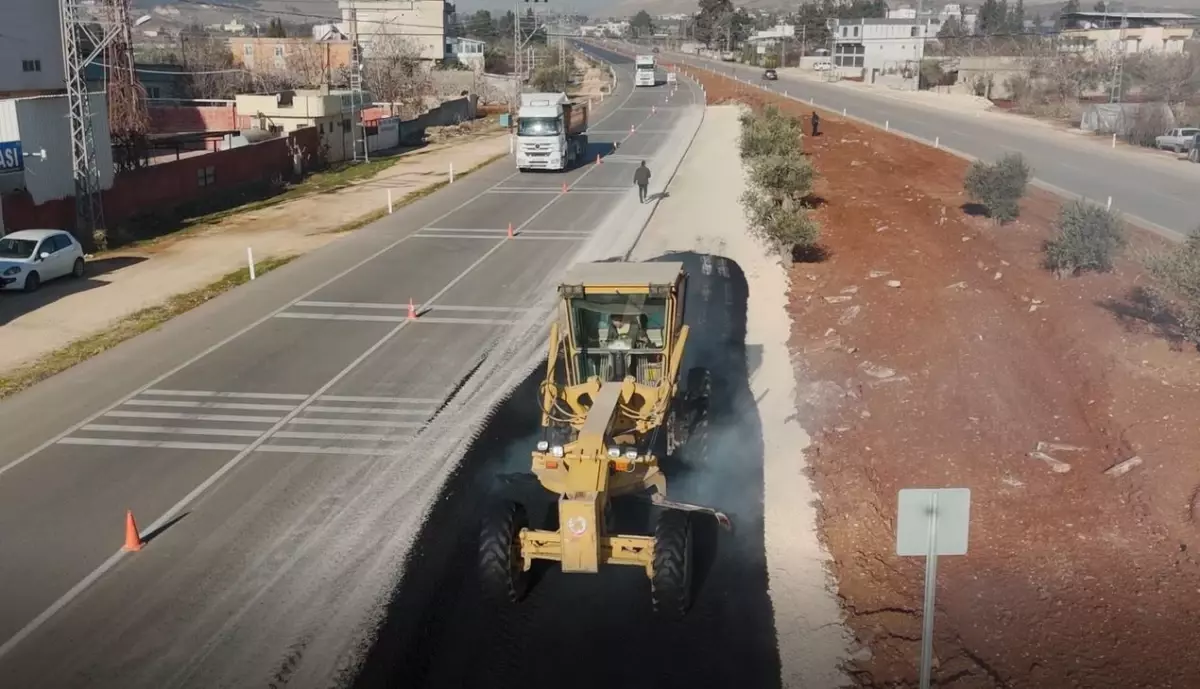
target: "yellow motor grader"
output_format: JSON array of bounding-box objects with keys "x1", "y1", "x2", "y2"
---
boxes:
[{"x1": 478, "y1": 261, "x2": 728, "y2": 618}]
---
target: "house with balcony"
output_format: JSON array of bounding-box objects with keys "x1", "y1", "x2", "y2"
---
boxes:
[{"x1": 830, "y1": 17, "x2": 940, "y2": 85}]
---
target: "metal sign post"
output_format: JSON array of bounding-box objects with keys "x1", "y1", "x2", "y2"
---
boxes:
[{"x1": 896, "y1": 488, "x2": 971, "y2": 689}]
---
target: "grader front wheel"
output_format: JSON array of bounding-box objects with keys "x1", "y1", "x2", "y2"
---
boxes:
[
  {"x1": 650, "y1": 510, "x2": 694, "y2": 619},
  {"x1": 479, "y1": 501, "x2": 531, "y2": 604}
]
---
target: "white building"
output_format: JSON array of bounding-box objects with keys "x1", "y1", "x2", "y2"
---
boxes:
[
  {"x1": 447, "y1": 37, "x2": 486, "y2": 72},
  {"x1": 0, "y1": 0, "x2": 66, "y2": 99},
  {"x1": 338, "y1": 0, "x2": 450, "y2": 61},
  {"x1": 1060, "y1": 11, "x2": 1196, "y2": 54},
  {"x1": 0, "y1": 93, "x2": 115, "y2": 204},
  {"x1": 888, "y1": 6, "x2": 918, "y2": 19},
  {"x1": 831, "y1": 17, "x2": 939, "y2": 85},
  {"x1": 237, "y1": 87, "x2": 370, "y2": 163}
]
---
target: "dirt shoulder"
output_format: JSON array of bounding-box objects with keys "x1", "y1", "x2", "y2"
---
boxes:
[
  {"x1": 689, "y1": 68, "x2": 1200, "y2": 688},
  {"x1": 0, "y1": 129, "x2": 509, "y2": 382}
]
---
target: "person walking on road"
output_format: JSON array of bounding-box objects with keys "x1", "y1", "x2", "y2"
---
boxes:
[
  {"x1": 810, "y1": 111, "x2": 820, "y2": 137},
  {"x1": 634, "y1": 160, "x2": 651, "y2": 204}
]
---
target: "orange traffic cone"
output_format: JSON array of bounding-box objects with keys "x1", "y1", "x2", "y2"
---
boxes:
[
  {"x1": 407, "y1": 299, "x2": 417, "y2": 319},
  {"x1": 507, "y1": 222, "x2": 515, "y2": 238},
  {"x1": 561, "y1": 182, "x2": 568, "y2": 193},
  {"x1": 123, "y1": 510, "x2": 143, "y2": 552},
  {"x1": 596, "y1": 153, "x2": 602, "y2": 165}
]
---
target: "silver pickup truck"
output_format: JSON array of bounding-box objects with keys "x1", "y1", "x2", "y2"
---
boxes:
[{"x1": 1155, "y1": 127, "x2": 1200, "y2": 153}]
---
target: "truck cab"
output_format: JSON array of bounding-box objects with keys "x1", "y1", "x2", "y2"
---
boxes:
[
  {"x1": 635, "y1": 54, "x2": 657, "y2": 87},
  {"x1": 515, "y1": 92, "x2": 589, "y2": 171}
]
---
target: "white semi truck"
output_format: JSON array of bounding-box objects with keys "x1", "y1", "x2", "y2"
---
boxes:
[
  {"x1": 514, "y1": 92, "x2": 589, "y2": 171},
  {"x1": 634, "y1": 54, "x2": 657, "y2": 87}
]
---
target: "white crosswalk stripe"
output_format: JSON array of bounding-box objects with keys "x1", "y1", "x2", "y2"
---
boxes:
[{"x1": 55, "y1": 389, "x2": 438, "y2": 456}]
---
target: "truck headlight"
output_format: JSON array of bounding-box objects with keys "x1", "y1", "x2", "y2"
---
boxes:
[
  {"x1": 536, "y1": 440, "x2": 549, "y2": 452},
  {"x1": 607, "y1": 446, "x2": 621, "y2": 458},
  {"x1": 625, "y1": 449, "x2": 638, "y2": 461},
  {"x1": 550, "y1": 445, "x2": 565, "y2": 458}
]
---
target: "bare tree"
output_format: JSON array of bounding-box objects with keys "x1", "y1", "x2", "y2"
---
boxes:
[
  {"x1": 362, "y1": 34, "x2": 432, "y2": 118},
  {"x1": 281, "y1": 42, "x2": 333, "y2": 88},
  {"x1": 1128, "y1": 52, "x2": 1200, "y2": 107},
  {"x1": 179, "y1": 33, "x2": 249, "y2": 98}
]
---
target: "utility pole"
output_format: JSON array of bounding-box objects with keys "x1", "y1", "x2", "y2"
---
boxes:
[
  {"x1": 60, "y1": 0, "x2": 106, "y2": 239},
  {"x1": 348, "y1": 0, "x2": 368, "y2": 163},
  {"x1": 1109, "y1": 6, "x2": 1128, "y2": 103}
]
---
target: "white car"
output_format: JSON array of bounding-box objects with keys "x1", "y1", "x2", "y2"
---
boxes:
[
  {"x1": 1155, "y1": 127, "x2": 1200, "y2": 153},
  {"x1": 0, "y1": 229, "x2": 86, "y2": 292},
  {"x1": 813, "y1": 61, "x2": 833, "y2": 71}
]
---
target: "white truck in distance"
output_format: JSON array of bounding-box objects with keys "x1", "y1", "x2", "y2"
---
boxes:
[
  {"x1": 635, "y1": 54, "x2": 656, "y2": 86},
  {"x1": 514, "y1": 92, "x2": 589, "y2": 171}
]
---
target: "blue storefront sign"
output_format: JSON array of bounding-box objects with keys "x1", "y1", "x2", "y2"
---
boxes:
[{"x1": 0, "y1": 141, "x2": 23, "y2": 173}]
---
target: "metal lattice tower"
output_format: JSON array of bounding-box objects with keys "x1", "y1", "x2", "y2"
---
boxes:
[
  {"x1": 60, "y1": 0, "x2": 106, "y2": 237},
  {"x1": 1109, "y1": 10, "x2": 1128, "y2": 103},
  {"x1": 348, "y1": 1, "x2": 369, "y2": 163}
]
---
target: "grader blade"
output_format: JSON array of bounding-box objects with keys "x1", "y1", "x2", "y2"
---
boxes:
[{"x1": 649, "y1": 493, "x2": 732, "y2": 531}]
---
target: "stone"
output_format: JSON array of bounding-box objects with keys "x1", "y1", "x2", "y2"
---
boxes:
[
  {"x1": 1030, "y1": 451, "x2": 1071, "y2": 473},
  {"x1": 886, "y1": 280, "x2": 902, "y2": 288},
  {"x1": 1104, "y1": 456, "x2": 1143, "y2": 477}
]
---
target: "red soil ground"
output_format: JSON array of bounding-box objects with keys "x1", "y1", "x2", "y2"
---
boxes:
[{"x1": 684, "y1": 66, "x2": 1200, "y2": 689}]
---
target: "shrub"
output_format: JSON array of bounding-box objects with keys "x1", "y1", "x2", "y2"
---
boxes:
[
  {"x1": 746, "y1": 151, "x2": 816, "y2": 205},
  {"x1": 738, "y1": 105, "x2": 804, "y2": 160},
  {"x1": 1145, "y1": 229, "x2": 1200, "y2": 346},
  {"x1": 964, "y1": 153, "x2": 1031, "y2": 224},
  {"x1": 741, "y1": 188, "x2": 820, "y2": 258},
  {"x1": 1043, "y1": 200, "x2": 1127, "y2": 278}
]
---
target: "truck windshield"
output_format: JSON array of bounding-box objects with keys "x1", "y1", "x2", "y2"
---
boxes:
[{"x1": 519, "y1": 117, "x2": 560, "y2": 136}]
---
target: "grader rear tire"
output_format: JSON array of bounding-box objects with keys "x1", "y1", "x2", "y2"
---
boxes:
[
  {"x1": 479, "y1": 501, "x2": 531, "y2": 604},
  {"x1": 650, "y1": 510, "x2": 693, "y2": 619}
]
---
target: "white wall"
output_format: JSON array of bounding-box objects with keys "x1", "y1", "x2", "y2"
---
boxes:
[
  {"x1": 0, "y1": 0, "x2": 66, "y2": 97},
  {"x1": 0, "y1": 93, "x2": 114, "y2": 204},
  {"x1": 339, "y1": 0, "x2": 447, "y2": 60}
]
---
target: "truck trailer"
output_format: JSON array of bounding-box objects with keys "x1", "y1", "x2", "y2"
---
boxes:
[
  {"x1": 515, "y1": 92, "x2": 589, "y2": 171},
  {"x1": 634, "y1": 54, "x2": 657, "y2": 87}
]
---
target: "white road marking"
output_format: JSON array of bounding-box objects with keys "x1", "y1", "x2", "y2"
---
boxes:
[
  {"x1": 103, "y1": 411, "x2": 282, "y2": 423},
  {"x1": 139, "y1": 390, "x2": 309, "y2": 400},
  {"x1": 487, "y1": 188, "x2": 626, "y2": 195},
  {"x1": 81, "y1": 424, "x2": 266, "y2": 438},
  {"x1": 269, "y1": 431, "x2": 414, "y2": 442},
  {"x1": 255, "y1": 445, "x2": 402, "y2": 456},
  {"x1": 318, "y1": 395, "x2": 439, "y2": 404},
  {"x1": 295, "y1": 301, "x2": 531, "y2": 312},
  {"x1": 0, "y1": 66, "x2": 650, "y2": 663},
  {"x1": 122, "y1": 399, "x2": 298, "y2": 412},
  {"x1": 274, "y1": 312, "x2": 518, "y2": 325},
  {"x1": 286, "y1": 418, "x2": 425, "y2": 428},
  {"x1": 304, "y1": 406, "x2": 428, "y2": 416},
  {"x1": 58, "y1": 438, "x2": 247, "y2": 452},
  {"x1": 411, "y1": 233, "x2": 583, "y2": 241}
]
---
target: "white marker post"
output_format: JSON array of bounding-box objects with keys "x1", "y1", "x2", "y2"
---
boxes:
[
  {"x1": 387, "y1": 189, "x2": 393, "y2": 214},
  {"x1": 935, "y1": 136, "x2": 940, "y2": 149},
  {"x1": 842, "y1": 107, "x2": 847, "y2": 116},
  {"x1": 886, "y1": 120, "x2": 890, "y2": 131},
  {"x1": 1112, "y1": 133, "x2": 1117, "y2": 148},
  {"x1": 1107, "y1": 196, "x2": 1113, "y2": 210},
  {"x1": 896, "y1": 488, "x2": 972, "y2": 689},
  {"x1": 449, "y1": 162, "x2": 455, "y2": 184},
  {"x1": 246, "y1": 247, "x2": 256, "y2": 280}
]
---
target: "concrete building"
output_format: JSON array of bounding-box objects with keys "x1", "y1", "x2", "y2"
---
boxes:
[
  {"x1": 85, "y1": 62, "x2": 190, "y2": 101},
  {"x1": 235, "y1": 87, "x2": 370, "y2": 163},
  {"x1": 1060, "y1": 11, "x2": 1195, "y2": 54},
  {"x1": 337, "y1": 0, "x2": 451, "y2": 61},
  {"x1": 831, "y1": 17, "x2": 939, "y2": 84},
  {"x1": 447, "y1": 37, "x2": 486, "y2": 72},
  {"x1": 889, "y1": 6, "x2": 918, "y2": 19},
  {"x1": 230, "y1": 37, "x2": 355, "y2": 86},
  {"x1": 0, "y1": 0, "x2": 66, "y2": 98}
]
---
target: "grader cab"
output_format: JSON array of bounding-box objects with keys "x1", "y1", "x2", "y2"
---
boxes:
[{"x1": 478, "y1": 261, "x2": 726, "y2": 618}]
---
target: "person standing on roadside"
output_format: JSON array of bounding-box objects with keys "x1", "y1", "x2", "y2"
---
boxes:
[
  {"x1": 810, "y1": 111, "x2": 820, "y2": 137},
  {"x1": 633, "y1": 160, "x2": 652, "y2": 204}
]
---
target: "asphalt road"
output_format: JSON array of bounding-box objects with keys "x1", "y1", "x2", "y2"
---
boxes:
[
  {"x1": 641, "y1": 44, "x2": 1200, "y2": 240},
  {"x1": 0, "y1": 49, "x2": 703, "y2": 688}
]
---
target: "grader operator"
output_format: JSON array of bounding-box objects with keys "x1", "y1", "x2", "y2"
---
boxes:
[{"x1": 478, "y1": 261, "x2": 728, "y2": 618}]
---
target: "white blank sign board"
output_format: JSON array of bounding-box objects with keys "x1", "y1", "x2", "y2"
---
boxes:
[{"x1": 896, "y1": 488, "x2": 971, "y2": 557}]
